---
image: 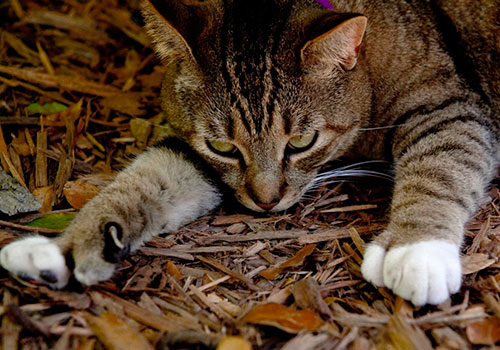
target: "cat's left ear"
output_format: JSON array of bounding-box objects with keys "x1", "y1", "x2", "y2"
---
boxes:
[{"x1": 301, "y1": 15, "x2": 367, "y2": 71}]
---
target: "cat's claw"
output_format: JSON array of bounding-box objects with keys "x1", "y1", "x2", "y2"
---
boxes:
[
  {"x1": 0, "y1": 236, "x2": 70, "y2": 289},
  {"x1": 362, "y1": 240, "x2": 461, "y2": 306}
]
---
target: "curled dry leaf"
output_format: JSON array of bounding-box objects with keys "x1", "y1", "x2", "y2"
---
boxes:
[
  {"x1": 466, "y1": 317, "x2": 500, "y2": 345},
  {"x1": 461, "y1": 253, "x2": 496, "y2": 275},
  {"x1": 63, "y1": 180, "x2": 100, "y2": 209},
  {"x1": 259, "y1": 244, "x2": 316, "y2": 280},
  {"x1": 242, "y1": 303, "x2": 324, "y2": 334},
  {"x1": 84, "y1": 311, "x2": 153, "y2": 350},
  {"x1": 217, "y1": 336, "x2": 252, "y2": 350}
]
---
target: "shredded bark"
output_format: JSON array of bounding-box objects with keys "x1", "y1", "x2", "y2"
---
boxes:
[{"x1": 1, "y1": 1, "x2": 500, "y2": 349}]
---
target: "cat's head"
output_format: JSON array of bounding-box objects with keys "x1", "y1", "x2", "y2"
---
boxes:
[{"x1": 142, "y1": 0, "x2": 371, "y2": 212}]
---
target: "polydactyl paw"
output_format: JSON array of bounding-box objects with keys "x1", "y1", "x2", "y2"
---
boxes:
[
  {"x1": 0, "y1": 222, "x2": 130, "y2": 289},
  {"x1": 361, "y1": 240, "x2": 461, "y2": 306},
  {"x1": 0, "y1": 236, "x2": 70, "y2": 289}
]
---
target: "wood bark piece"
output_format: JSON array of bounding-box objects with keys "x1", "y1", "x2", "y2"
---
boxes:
[
  {"x1": 0, "y1": 65, "x2": 120, "y2": 96},
  {"x1": 0, "y1": 168, "x2": 41, "y2": 215},
  {"x1": 35, "y1": 130, "x2": 47, "y2": 187}
]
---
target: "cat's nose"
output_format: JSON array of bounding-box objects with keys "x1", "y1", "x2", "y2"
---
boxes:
[{"x1": 255, "y1": 202, "x2": 278, "y2": 211}]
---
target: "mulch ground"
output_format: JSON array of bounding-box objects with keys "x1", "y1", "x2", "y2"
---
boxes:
[{"x1": 1, "y1": 0, "x2": 500, "y2": 349}]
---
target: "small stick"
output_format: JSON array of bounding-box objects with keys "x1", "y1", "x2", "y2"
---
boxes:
[
  {"x1": 195, "y1": 276, "x2": 231, "y2": 293},
  {"x1": 320, "y1": 204, "x2": 377, "y2": 213},
  {"x1": 0, "y1": 219, "x2": 63, "y2": 234}
]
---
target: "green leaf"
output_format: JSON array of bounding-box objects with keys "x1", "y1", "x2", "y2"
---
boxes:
[
  {"x1": 27, "y1": 102, "x2": 68, "y2": 115},
  {"x1": 26, "y1": 212, "x2": 75, "y2": 230}
]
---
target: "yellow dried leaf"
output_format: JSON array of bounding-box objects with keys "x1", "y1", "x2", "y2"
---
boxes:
[
  {"x1": 242, "y1": 303, "x2": 324, "y2": 334},
  {"x1": 466, "y1": 317, "x2": 500, "y2": 345},
  {"x1": 84, "y1": 311, "x2": 153, "y2": 350},
  {"x1": 259, "y1": 244, "x2": 316, "y2": 280},
  {"x1": 63, "y1": 180, "x2": 100, "y2": 209},
  {"x1": 217, "y1": 336, "x2": 252, "y2": 350},
  {"x1": 167, "y1": 261, "x2": 183, "y2": 280}
]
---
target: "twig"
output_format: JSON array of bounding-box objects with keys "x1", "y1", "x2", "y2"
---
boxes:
[
  {"x1": 0, "y1": 219, "x2": 63, "y2": 234},
  {"x1": 197, "y1": 255, "x2": 259, "y2": 292},
  {"x1": 320, "y1": 204, "x2": 377, "y2": 213}
]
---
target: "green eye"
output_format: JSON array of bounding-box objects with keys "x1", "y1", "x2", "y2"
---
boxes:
[
  {"x1": 207, "y1": 140, "x2": 236, "y2": 155},
  {"x1": 287, "y1": 133, "x2": 317, "y2": 151}
]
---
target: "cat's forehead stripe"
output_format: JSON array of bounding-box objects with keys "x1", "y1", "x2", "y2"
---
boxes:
[{"x1": 218, "y1": 0, "x2": 291, "y2": 136}]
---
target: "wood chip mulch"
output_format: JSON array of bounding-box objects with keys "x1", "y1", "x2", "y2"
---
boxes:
[{"x1": 1, "y1": 0, "x2": 500, "y2": 349}]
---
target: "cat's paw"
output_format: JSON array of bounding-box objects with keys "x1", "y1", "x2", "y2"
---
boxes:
[
  {"x1": 0, "y1": 236, "x2": 70, "y2": 289},
  {"x1": 360, "y1": 244, "x2": 386, "y2": 287},
  {"x1": 362, "y1": 240, "x2": 461, "y2": 306}
]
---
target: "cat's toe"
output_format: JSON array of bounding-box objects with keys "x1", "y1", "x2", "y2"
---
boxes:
[
  {"x1": 383, "y1": 241, "x2": 461, "y2": 306},
  {"x1": 74, "y1": 257, "x2": 116, "y2": 286},
  {"x1": 361, "y1": 243, "x2": 386, "y2": 287},
  {"x1": 0, "y1": 237, "x2": 70, "y2": 289}
]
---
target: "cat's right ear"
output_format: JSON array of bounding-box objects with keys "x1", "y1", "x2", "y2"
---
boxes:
[{"x1": 141, "y1": 0, "x2": 198, "y2": 63}]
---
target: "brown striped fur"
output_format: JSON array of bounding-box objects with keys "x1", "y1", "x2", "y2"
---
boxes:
[
  {"x1": 1, "y1": 0, "x2": 498, "y2": 304},
  {"x1": 142, "y1": 0, "x2": 499, "y2": 233}
]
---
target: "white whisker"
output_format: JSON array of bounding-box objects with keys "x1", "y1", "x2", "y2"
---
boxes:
[{"x1": 359, "y1": 124, "x2": 406, "y2": 131}]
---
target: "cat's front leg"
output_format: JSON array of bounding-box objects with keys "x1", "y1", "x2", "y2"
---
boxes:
[
  {"x1": 361, "y1": 104, "x2": 498, "y2": 305},
  {"x1": 0, "y1": 139, "x2": 222, "y2": 288}
]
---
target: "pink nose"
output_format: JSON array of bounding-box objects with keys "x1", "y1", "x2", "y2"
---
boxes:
[{"x1": 255, "y1": 202, "x2": 278, "y2": 211}]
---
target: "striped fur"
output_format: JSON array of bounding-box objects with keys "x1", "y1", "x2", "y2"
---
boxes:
[{"x1": 1, "y1": 0, "x2": 498, "y2": 303}]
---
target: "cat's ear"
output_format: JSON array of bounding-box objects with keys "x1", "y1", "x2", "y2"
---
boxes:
[
  {"x1": 141, "y1": 0, "x2": 205, "y2": 63},
  {"x1": 301, "y1": 15, "x2": 367, "y2": 71}
]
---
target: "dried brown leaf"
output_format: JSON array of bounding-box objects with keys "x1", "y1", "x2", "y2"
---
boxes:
[
  {"x1": 291, "y1": 277, "x2": 333, "y2": 320},
  {"x1": 63, "y1": 180, "x2": 100, "y2": 210},
  {"x1": 259, "y1": 244, "x2": 316, "y2": 280},
  {"x1": 462, "y1": 253, "x2": 496, "y2": 275},
  {"x1": 84, "y1": 311, "x2": 153, "y2": 350},
  {"x1": 466, "y1": 317, "x2": 500, "y2": 345},
  {"x1": 242, "y1": 303, "x2": 324, "y2": 334},
  {"x1": 100, "y1": 93, "x2": 145, "y2": 116}
]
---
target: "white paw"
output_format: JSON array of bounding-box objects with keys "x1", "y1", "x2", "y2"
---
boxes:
[
  {"x1": 383, "y1": 241, "x2": 461, "y2": 306},
  {"x1": 361, "y1": 244, "x2": 386, "y2": 287},
  {"x1": 0, "y1": 237, "x2": 70, "y2": 289}
]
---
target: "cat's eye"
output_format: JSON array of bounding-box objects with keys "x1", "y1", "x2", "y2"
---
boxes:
[
  {"x1": 287, "y1": 133, "x2": 317, "y2": 153},
  {"x1": 207, "y1": 140, "x2": 238, "y2": 156}
]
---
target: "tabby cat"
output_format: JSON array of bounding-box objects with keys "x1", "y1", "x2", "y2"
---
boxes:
[{"x1": 1, "y1": 0, "x2": 499, "y2": 306}]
